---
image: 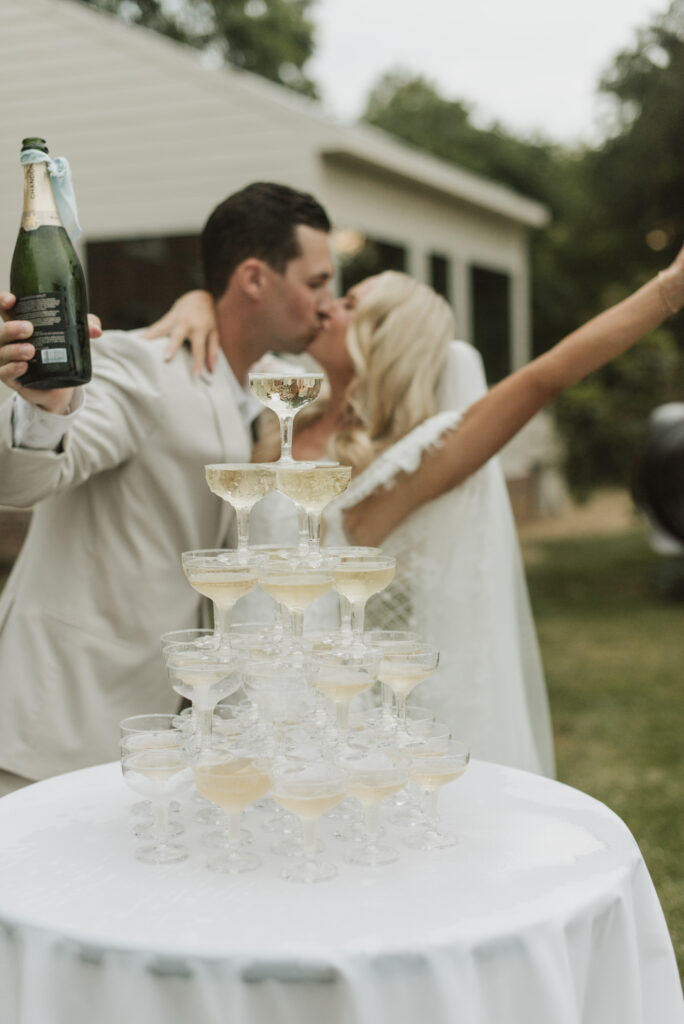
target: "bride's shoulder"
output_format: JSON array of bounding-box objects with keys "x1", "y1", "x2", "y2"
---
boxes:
[{"x1": 336, "y1": 410, "x2": 463, "y2": 509}]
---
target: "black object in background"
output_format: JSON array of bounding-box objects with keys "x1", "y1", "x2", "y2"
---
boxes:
[{"x1": 632, "y1": 404, "x2": 684, "y2": 544}]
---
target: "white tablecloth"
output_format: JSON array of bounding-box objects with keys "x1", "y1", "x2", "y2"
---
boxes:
[{"x1": 0, "y1": 760, "x2": 680, "y2": 1024}]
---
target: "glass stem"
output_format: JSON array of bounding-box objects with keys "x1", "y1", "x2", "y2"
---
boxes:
[
  {"x1": 196, "y1": 704, "x2": 214, "y2": 751},
  {"x1": 364, "y1": 804, "x2": 380, "y2": 847},
  {"x1": 151, "y1": 800, "x2": 169, "y2": 840},
  {"x1": 235, "y1": 508, "x2": 251, "y2": 556},
  {"x1": 280, "y1": 414, "x2": 295, "y2": 462},
  {"x1": 227, "y1": 810, "x2": 242, "y2": 851},
  {"x1": 339, "y1": 597, "x2": 352, "y2": 637},
  {"x1": 214, "y1": 603, "x2": 233, "y2": 648},
  {"x1": 296, "y1": 506, "x2": 310, "y2": 555},
  {"x1": 302, "y1": 819, "x2": 317, "y2": 861},
  {"x1": 336, "y1": 701, "x2": 350, "y2": 733},
  {"x1": 291, "y1": 609, "x2": 304, "y2": 638},
  {"x1": 307, "y1": 511, "x2": 322, "y2": 553},
  {"x1": 381, "y1": 682, "x2": 394, "y2": 725},
  {"x1": 425, "y1": 789, "x2": 439, "y2": 827},
  {"x1": 395, "y1": 690, "x2": 408, "y2": 729},
  {"x1": 350, "y1": 600, "x2": 366, "y2": 635}
]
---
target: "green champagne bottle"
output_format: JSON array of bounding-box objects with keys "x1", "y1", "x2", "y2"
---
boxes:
[{"x1": 10, "y1": 137, "x2": 91, "y2": 389}]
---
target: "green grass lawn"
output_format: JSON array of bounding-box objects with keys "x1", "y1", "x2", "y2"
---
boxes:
[{"x1": 524, "y1": 529, "x2": 684, "y2": 980}]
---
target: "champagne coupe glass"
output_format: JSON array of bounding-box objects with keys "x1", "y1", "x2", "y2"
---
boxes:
[
  {"x1": 160, "y1": 628, "x2": 217, "y2": 652},
  {"x1": 181, "y1": 550, "x2": 258, "y2": 648},
  {"x1": 404, "y1": 740, "x2": 470, "y2": 850},
  {"x1": 343, "y1": 751, "x2": 408, "y2": 865},
  {"x1": 364, "y1": 630, "x2": 421, "y2": 725},
  {"x1": 248, "y1": 371, "x2": 324, "y2": 464},
  {"x1": 121, "y1": 746, "x2": 193, "y2": 864},
  {"x1": 271, "y1": 762, "x2": 347, "y2": 882},
  {"x1": 331, "y1": 550, "x2": 396, "y2": 637},
  {"x1": 375, "y1": 642, "x2": 439, "y2": 733},
  {"x1": 205, "y1": 463, "x2": 276, "y2": 559},
  {"x1": 194, "y1": 746, "x2": 272, "y2": 873},
  {"x1": 311, "y1": 645, "x2": 381, "y2": 745},
  {"x1": 241, "y1": 656, "x2": 319, "y2": 758},
  {"x1": 120, "y1": 713, "x2": 187, "y2": 821},
  {"x1": 164, "y1": 645, "x2": 242, "y2": 755},
  {"x1": 258, "y1": 554, "x2": 335, "y2": 639},
  {"x1": 228, "y1": 621, "x2": 283, "y2": 660},
  {"x1": 275, "y1": 463, "x2": 352, "y2": 555}
]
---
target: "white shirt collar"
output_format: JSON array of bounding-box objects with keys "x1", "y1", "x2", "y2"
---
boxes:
[{"x1": 212, "y1": 350, "x2": 262, "y2": 429}]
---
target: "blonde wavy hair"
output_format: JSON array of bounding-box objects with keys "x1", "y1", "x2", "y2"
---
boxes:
[{"x1": 253, "y1": 271, "x2": 454, "y2": 472}]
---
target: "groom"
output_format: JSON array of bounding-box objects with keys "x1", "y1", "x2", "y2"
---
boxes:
[{"x1": 0, "y1": 181, "x2": 334, "y2": 794}]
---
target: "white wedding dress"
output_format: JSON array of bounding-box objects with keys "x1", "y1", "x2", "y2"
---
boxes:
[{"x1": 242, "y1": 342, "x2": 556, "y2": 777}]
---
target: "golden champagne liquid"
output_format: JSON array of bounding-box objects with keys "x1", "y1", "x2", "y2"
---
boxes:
[
  {"x1": 334, "y1": 563, "x2": 396, "y2": 602},
  {"x1": 171, "y1": 663, "x2": 230, "y2": 689},
  {"x1": 205, "y1": 465, "x2": 275, "y2": 510},
  {"x1": 187, "y1": 571, "x2": 257, "y2": 608},
  {"x1": 314, "y1": 671, "x2": 373, "y2": 703},
  {"x1": 194, "y1": 759, "x2": 271, "y2": 811},
  {"x1": 249, "y1": 374, "x2": 323, "y2": 414},
  {"x1": 408, "y1": 766, "x2": 467, "y2": 792},
  {"x1": 346, "y1": 777, "x2": 406, "y2": 807},
  {"x1": 276, "y1": 464, "x2": 351, "y2": 513},
  {"x1": 260, "y1": 572, "x2": 333, "y2": 611},
  {"x1": 379, "y1": 662, "x2": 433, "y2": 695},
  {"x1": 273, "y1": 788, "x2": 345, "y2": 820}
]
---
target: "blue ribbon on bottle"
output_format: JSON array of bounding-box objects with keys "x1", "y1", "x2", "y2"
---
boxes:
[{"x1": 20, "y1": 149, "x2": 82, "y2": 242}]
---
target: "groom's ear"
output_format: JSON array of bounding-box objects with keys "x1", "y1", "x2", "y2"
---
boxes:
[{"x1": 235, "y1": 258, "x2": 269, "y2": 301}]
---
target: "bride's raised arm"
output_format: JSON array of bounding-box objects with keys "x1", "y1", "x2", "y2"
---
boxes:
[{"x1": 343, "y1": 246, "x2": 684, "y2": 547}]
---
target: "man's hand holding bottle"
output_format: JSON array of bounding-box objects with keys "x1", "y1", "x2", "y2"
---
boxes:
[{"x1": 0, "y1": 292, "x2": 102, "y2": 414}]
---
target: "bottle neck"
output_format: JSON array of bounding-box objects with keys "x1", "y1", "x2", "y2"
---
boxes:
[{"x1": 21, "y1": 161, "x2": 61, "y2": 231}]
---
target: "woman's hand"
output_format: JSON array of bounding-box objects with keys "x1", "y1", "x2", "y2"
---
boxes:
[
  {"x1": 0, "y1": 292, "x2": 101, "y2": 413},
  {"x1": 143, "y1": 290, "x2": 219, "y2": 377},
  {"x1": 659, "y1": 241, "x2": 684, "y2": 316}
]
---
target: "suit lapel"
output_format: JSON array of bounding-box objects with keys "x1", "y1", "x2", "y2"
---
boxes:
[{"x1": 198, "y1": 365, "x2": 251, "y2": 548}]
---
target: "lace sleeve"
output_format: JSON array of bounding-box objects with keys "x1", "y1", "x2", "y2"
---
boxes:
[{"x1": 334, "y1": 409, "x2": 463, "y2": 510}]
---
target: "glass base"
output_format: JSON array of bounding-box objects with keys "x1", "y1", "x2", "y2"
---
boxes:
[
  {"x1": 282, "y1": 858, "x2": 337, "y2": 883},
  {"x1": 206, "y1": 849, "x2": 261, "y2": 873},
  {"x1": 202, "y1": 827, "x2": 253, "y2": 849},
  {"x1": 271, "y1": 834, "x2": 324, "y2": 857},
  {"x1": 131, "y1": 799, "x2": 181, "y2": 818},
  {"x1": 194, "y1": 805, "x2": 223, "y2": 826},
  {"x1": 134, "y1": 841, "x2": 189, "y2": 864},
  {"x1": 347, "y1": 842, "x2": 397, "y2": 866},
  {"x1": 402, "y1": 827, "x2": 458, "y2": 850},
  {"x1": 132, "y1": 819, "x2": 184, "y2": 839}
]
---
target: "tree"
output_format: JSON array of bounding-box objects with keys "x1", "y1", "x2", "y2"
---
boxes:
[
  {"x1": 362, "y1": 71, "x2": 586, "y2": 357},
  {"x1": 362, "y1": 44, "x2": 684, "y2": 496},
  {"x1": 76, "y1": 0, "x2": 319, "y2": 97}
]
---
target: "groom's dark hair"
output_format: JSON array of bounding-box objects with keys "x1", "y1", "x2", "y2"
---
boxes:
[{"x1": 201, "y1": 182, "x2": 332, "y2": 299}]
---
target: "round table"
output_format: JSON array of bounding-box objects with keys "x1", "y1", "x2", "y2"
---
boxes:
[{"x1": 0, "y1": 760, "x2": 680, "y2": 1024}]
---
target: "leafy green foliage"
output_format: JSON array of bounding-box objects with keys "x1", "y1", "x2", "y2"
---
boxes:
[
  {"x1": 362, "y1": 3, "x2": 684, "y2": 494},
  {"x1": 77, "y1": 0, "x2": 319, "y2": 96},
  {"x1": 554, "y1": 330, "x2": 683, "y2": 497}
]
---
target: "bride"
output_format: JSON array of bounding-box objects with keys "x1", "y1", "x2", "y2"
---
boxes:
[{"x1": 149, "y1": 246, "x2": 684, "y2": 777}]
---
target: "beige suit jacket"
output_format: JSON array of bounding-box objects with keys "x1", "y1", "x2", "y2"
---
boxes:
[{"x1": 0, "y1": 331, "x2": 250, "y2": 780}]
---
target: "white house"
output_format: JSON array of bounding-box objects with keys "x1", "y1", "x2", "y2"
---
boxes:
[{"x1": 0, "y1": 0, "x2": 563, "y2": 521}]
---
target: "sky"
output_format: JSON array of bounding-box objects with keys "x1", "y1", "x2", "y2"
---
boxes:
[{"x1": 308, "y1": 0, "x2": 670, "y2": 144}]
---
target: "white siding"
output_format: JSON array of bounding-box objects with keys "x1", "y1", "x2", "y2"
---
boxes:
[{"x1": 0, "y1": 0, "x2": 548, "y2": 422}]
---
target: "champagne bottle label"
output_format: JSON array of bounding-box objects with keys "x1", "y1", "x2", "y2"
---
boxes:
[
  {"x1": 14, "y1": 292, "x2": 69, "y2": 365},
  {"x1": 20, "y1": 164, "x2": 61, "y2": 230}
]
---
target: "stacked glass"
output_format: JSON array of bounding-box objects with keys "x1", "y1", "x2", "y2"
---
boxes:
[{"x1": 119, "y1": 372, "x2": 470, "y2": 880}]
